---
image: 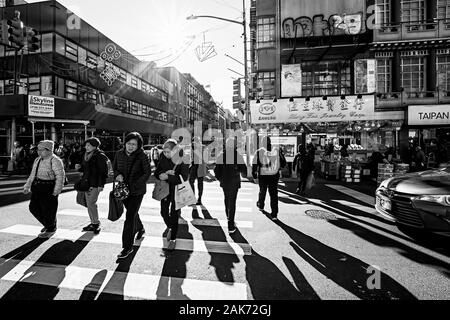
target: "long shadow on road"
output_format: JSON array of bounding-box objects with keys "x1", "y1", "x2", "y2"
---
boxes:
[
  {"x1": 273, "y1": 220, "x2": 418, "y2": 300},
  {"x1": 1, "y1": 234, "x2": 94, "y2": 300},
  {"x1": 230, "y1": 229, "x2": 321, "y2": 300}
]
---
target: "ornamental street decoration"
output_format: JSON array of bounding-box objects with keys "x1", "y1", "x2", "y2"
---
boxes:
[
  {"x1": 195, "y1": 34, "x2": 217, "y2": 62},
  {"x1": 99, "y1": 44, "x2": 122, "y2": 86}
]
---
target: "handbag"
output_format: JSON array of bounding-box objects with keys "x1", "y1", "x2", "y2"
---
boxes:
[
  {"x1": 74, "y1": 176, "x2": 90, "y2": 191},
  {"x1": 113, "y1": 153, "x2": 139, "y2": 200},
  {"x1": 108, "y1": 181, "x2": 124, "y2": 221},
  {"x1": 174, "y1": 174, "x2": 197, "y2": 210},
  {"x1": 306, "y1": 171, "x2": 315, "y2": 190},
  {"x1": 152, "y1": 179, "x2": 169, "y2": 201},
  {"x1": 30, "y1": 159, "x2": 56, "y2": 194}
]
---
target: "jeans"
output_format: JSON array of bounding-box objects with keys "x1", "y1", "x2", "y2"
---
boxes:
[
  {"x1": 82, "y1": 187, "x2": 101, "y2": 225},
  {"x1": 222, "y1": 188, "x2": 239, "y2": 223},
  {"x1": 122, "y1": 194, "x2": 144, "y2": 250},
  {"x1": 257, "y1": 175, "x2": 279, "y2": 216},
  {"x1": 29, "y1": 191, "x2": 58, "y2": 231},
  {"x1": 160, "y1": 197, "x2": 180, "y2": 240}
]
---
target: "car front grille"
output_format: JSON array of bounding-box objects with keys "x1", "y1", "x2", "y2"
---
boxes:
[{"x1": 391, "y1": 194, "x2": 424, "y2": 228}]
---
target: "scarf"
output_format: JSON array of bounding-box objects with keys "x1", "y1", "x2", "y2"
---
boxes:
[{"x1": 84, "y1": 150, "x2": 96, "y2": 162}]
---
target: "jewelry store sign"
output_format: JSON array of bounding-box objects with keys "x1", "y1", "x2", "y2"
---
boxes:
[
  {"x1": 250, "y1": 95, "x2": 375, "y2": 124},
  {"x1": 28, "y1": 95, "x2": 55, "y2": 118},
  {"x1": 408, "y1": 105, "x2": 450, "y2": 126}
]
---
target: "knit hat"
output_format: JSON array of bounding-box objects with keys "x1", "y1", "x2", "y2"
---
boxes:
[
  {"x1": 38, "y1": 140, "x2": 54, "y2": 152},
  {"x1": 84, "y1": 137, "x2": 101, "y2": 148}
]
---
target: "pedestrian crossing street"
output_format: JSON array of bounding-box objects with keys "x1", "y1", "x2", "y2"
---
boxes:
[
  {"x1": 0, "y1": 180, "x2": 380, "y2": 300},
  {"x1": 0, "y1": 182, "x2": 260, "y2": 300}
]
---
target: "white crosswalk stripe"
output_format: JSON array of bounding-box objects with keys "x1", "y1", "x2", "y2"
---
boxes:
[{"x1": 58, "y1": 209, "x2": 254, "y2": 228}]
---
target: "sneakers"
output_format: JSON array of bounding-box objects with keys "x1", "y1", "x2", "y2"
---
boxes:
[
  {"x1": 38, "y1": 229, "x2": 56, "y2": 238},
  {"x1": 117, "y1": 248, "x2": 133, "y2": 259},
  {"x1": 256, "y1": 201, "x2": 264, "y2": 212},
  {"x1": 40, "y1": 227, "x2": 46, "y2": 233},
  {"x1": 82, "y1": 223, "x2": 101, "y2": 234},
  {"x1": 167, "y1": 240, "x2": 176, "y2": 251},
  {"x1": 135, "y1": 228, "x2": 145, "y2": 240},
  {"x1": 270, "y1": 214, "x2": 278, "y2": 221},
  {"x1": 228, "y1": 222, "x2": 237, "y2": 234}
]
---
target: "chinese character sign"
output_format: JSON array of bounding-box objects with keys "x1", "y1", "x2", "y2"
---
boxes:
[{"x1": 250, "y1": 95, "x2": 375, "y2": 124}]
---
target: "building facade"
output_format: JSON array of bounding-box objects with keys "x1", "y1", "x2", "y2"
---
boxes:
[{"x1": 249, "y1": 0, "x2": 450, "y2": 166}]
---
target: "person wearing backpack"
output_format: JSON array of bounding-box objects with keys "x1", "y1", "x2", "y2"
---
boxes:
[
  {"x1": 23, "y1": 140, "x2": 65, "y2": 238},
  {"x1": 214, "y1": 137, "x2": 247, "y2": 234},
  {"x1": 75, "y1": 137, "x2": 109, "y2": 234},
  {"x1": 252, "y1": 136, "x2": 286, "y2": 221},
  {"x1": 113, "y1": 132, "x2": 151, "y2": 260}
]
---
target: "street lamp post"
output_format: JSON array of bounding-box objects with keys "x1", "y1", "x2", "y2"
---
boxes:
[{"x1": 187, "y1": 0, "x2": 252, "y2": 175}]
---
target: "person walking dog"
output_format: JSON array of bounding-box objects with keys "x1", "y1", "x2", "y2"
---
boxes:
[
  {"x1": 23, "y1": 140, "x2": 65, "y2": 238},
  {"x1": 113, "y1": 132, "x2": 151, "y2": 260},
  {"x1": 75, "y1": 137, "x2": 109, "y2": 234}
]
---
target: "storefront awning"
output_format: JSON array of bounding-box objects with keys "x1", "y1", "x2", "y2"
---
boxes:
[{"x1": 27, "y1": 117, "x2": 90, "y2": 125}]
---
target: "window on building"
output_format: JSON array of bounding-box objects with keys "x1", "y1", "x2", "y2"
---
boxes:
[
  {"x1": 55, "y1": 34, "x2": 65, "y2": 56},
  {"x1": 131, "y1": 77, "x2": 138, "y2": 89},
  {"x1": 376, "y1": 59, "x2": 392, "y2": 93},
  {"x1": 28, "y1": 77, "x2": 41, "y2": 95},
  {"x1": 257, "y1": 71, "x2": 275, "y2": 97},
  {"x1": 65, "y1": 80, "x2": 78, "y2": 100},
  {"x1": 0, "y1": 45, "x2": 4, "y2": 58},
  {"x1": 41, "y1": 76, "x2": 52, "y2": 96},
  {"x1": 401, "y1": 51, "x2": 426, "y2": 93},
  {"x1": 376, "y1": 0, "x2": 391, "y2": 25},
  {"x1": 65, "y1": 40, "x2": 78, "y2": 62},
  {"x1": 401, "y1": 0, "x2": 426, "y2": 23},
  {"x1": 437, "y1": 0, "x2": 450, "y2": 19},
  {"x1": 437, "y1": 52, "x2": 450, "y2": 94},
  {"x1": 41, "y1": 33, "x2": 53, "y2": 53},
  {"x1": 0, "y1": 80, "x2": 3, "y2": 95},
  {"x1": 257, "y1": 17, "x2": 275, "y2": 48},
  {"x1": 78, "y1": 46, "x2": 87, "y2": 66},
  {"x1": 301, "y1": 61, "x2": 351, "y2": 96}
]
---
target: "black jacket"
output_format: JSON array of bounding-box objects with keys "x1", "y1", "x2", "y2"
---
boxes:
[
  {"x1": 78, "y1": 149, "x2": 109, "y2": 188},
  {"x1": 154, "y1": 153, "x2": 190, "y2": 201},
  {"x1": 113, "y1": 148, "x2": 151, "y2": 195},
  {"x1": 293, "y1": 152, "x2": 314, "y2": 175},
  {"x1": 214, "y1": 147, "x2": 247, "y2": 190}
]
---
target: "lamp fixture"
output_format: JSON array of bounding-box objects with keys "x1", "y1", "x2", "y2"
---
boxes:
[
  {"x1": 323, "y1": 96, "x2": 328, "y2": 100},
  {"x1": 289, "y1": 97, "x2": 294, "y2": 102},
  {"x1": 357, "y1": 94, "x2": 363, "y2": 99},
  {"x1": 341, "y1": 95, "x2": 346, "y2": 100},
  {"x1": 273, "y1": 98, "x2": 278, "y2": 103},
  {"x1": 256, "y1": 99, "x2": 261, "y2": 103},
  {"x1": 305, "y1": 96, "x2": 310, "y2": 101}
]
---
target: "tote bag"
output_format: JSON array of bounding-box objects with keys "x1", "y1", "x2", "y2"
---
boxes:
[
  {"x1": 108, "y1": 181, "x2": 124, "y2": 221},
  {"x1": 306, "y1": 171, "x2": 316, "y2": 190},
  {"x1": 174, "y1": 175, "x2": 196, "y2": 210},
  {"x1": 152, "y1": 179, "x2": 169, "y2": 201}
]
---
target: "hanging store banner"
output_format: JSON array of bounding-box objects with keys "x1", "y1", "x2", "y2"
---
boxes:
[
  {"x1": 354, "y1": 59, "x2": 376, "y2": 93},
  {"x1": 28, "y1": 95, "x2": 55, "y2": 118},
  {"x1": 281, "y1": 64, "x2": 302, "y2": 97},
  {"x1": 250, "y1": 95, "x2": 375, "y2": 124},
  {"x1": 408, "y1": 105, "x2": 450, "y2": 126}
]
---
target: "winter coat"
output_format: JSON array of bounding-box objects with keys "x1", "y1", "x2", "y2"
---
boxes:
[
  {"x1": 293, "y1": 152, "x2": 314, "y2": 175},
  {"x1": 113, "y1": 148, "x2": 151, "y2": 195},
  {"x1": 78, "y1": 149, "x2": 109, "y2": 188},
  {"x1": 154, "y1": 153, "x2": 190, "y2": 201},
  {"x1": 214, "y1": 147, "x2": 247, "y2": 190}
]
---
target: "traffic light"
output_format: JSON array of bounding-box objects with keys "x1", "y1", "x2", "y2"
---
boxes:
[
  {"x1": 7, "y1": 11, "x2": 24, "y2": 49},
  {"x1": 25, "y1": 27, "x2": 40, "y2": 51}
]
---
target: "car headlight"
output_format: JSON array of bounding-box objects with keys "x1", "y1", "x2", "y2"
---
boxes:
[{"x1": 415, "y1": 195, "x2": 450, "y2": 206}]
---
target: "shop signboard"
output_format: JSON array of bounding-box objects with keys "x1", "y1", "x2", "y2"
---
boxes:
[
  {"x1": 270, "y1": 136, "x2": 297, "y2": 162},
  {"x1": 281, "y1": 64, "x2": 302, "y2": 97},
  {"x1": 250, "y1": 95, "x2": 375, "y2": 124},
  {"x1": 408, "y1": 105, "x2": 450, "y2": 126},
  {"x1": 354, "y1": 59, "x2": 376, "y2": 93},
  {"x1": 28, "y1": 95, "x2": 55, "y2": 118}
]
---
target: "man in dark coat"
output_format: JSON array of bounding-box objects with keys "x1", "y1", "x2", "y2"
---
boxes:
[{"x1": 214, "y1": 137, "x2": 247, "y2": 234}]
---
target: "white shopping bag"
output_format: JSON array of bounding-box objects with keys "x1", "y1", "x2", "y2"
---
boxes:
[{"x1": 175, "y1": 175, "x2": 197, "y2": 210}]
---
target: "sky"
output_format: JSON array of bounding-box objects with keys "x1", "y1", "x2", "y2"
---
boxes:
[{"x1": 27, "y1": 0, "x2": 248, "y2": 111}]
